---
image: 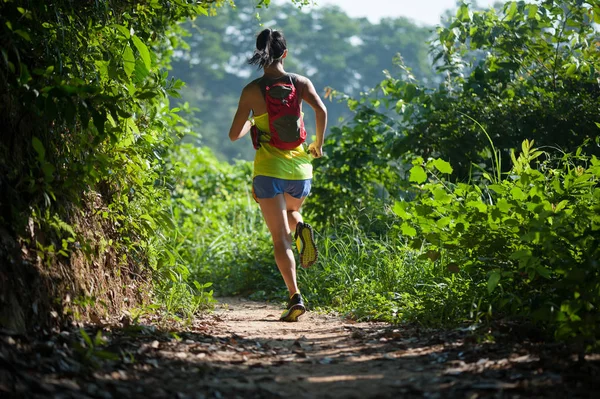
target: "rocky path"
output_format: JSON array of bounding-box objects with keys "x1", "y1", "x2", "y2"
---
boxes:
[{"x1": 1, "y1": 297, "x2": 598, "y2": 398}]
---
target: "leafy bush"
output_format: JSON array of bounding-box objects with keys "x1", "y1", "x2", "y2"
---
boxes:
[
  {"x1": 394, "y1": 140, "x2": 600, "y2": 344},
  {"x1": 0, "y1": 0, "x2": 234, "y2": 328}
]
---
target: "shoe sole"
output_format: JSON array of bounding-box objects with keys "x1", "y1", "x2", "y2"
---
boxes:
[
  {"x1": 280, "y1": 305, "x2": 306, "y2": 322},
  {"x1": 299, "y1": 223, "x2": 318, "y2": 268}
]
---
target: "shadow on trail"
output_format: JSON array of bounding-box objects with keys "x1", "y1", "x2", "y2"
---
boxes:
[{"x1": 1, "y1": 316, "x2": 598, "y2": 399}]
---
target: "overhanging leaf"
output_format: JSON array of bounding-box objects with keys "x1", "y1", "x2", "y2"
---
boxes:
[
  {"x1": 123, "y1": 45, "x2": 135, "y2": 77},
  {"x1": 409, "y1": 165, "x2": 427, "y2": 184},
  {"x1": 113, "y1": 24, "x2": 130, "y2": 39},
  {"x1": 432, "y1": 159, "x2": 453, "y2": 174},
  {"x1": 133, "y1": 58, "x2": 150, "y2": 83},
  {"x1": 32, "y1": 136, "x2": 45, "y2": 161},
  {"x1": 487, "y1": 271, "x2": 501, "y2": 294},
  {"x1": 400, "y1": 222, "x2": 417, "y2": 237},
  {"x1": 132, "y1": 36, "x2": 151, "y2": 71},
  {"x1": 393, "y1": 201, "x2": 412, "y2": 219}
]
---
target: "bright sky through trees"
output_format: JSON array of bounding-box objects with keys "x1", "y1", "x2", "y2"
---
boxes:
[{"x1": 313, "y1": 0, "x2": 508, "y2": 25}]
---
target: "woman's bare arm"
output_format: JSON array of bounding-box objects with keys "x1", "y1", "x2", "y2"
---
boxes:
[
  {"x1": 228, "y1": 85, "x2": 254, "y2": 142},
  {"x1": 301, "y1": 77, "x2": 327, "y2": 157}
]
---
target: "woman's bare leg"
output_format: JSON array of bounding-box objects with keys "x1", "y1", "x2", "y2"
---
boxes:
[
  {"x1": 258, "y1": 194, "x2": 299, "y2": 295},
  {"x1": 284, "y1": 193, "x2": 306, "y2": 236}
]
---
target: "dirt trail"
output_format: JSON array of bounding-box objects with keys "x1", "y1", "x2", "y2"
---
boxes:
[{"x1": 1, "y1": 297, "x2": 598, "y2": 398}]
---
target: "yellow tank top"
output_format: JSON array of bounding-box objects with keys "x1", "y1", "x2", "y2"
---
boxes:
[{"x1": 253, "y1": 113, "x2": 312, "y2": 180}]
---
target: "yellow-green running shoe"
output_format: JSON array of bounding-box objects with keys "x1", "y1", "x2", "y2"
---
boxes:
[
  {"x1": 280, "y1": 293, "x2": 306, "y2": 322},
  {"x1": 295, "y1": 222, "x2": 318, "y2": 268}
]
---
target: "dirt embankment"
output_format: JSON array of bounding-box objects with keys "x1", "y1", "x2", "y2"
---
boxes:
[
  {"x1": 0, "y1": 192, "x2": 150, "y2": 334},
  {"x1": 1, "y1": 297, "x2": 598, "y2": 398}
]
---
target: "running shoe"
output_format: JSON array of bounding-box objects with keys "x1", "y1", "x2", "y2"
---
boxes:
[
  {"x1": 295, "y1": 222, "x2": 318, "y2": 268},
  {"x1": 280, "y1": 293, "x2": 306, "y2": 322}
]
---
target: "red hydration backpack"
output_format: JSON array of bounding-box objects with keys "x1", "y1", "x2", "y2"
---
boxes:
[{"x1": 251, "y1": 74, "x2": 306, "y2": 150}]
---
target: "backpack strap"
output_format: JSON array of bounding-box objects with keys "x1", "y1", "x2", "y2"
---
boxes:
[
  {"x1": 256, "y1": 77, "x2": 267, "y2": 99},
  {"x1": 257, "y1": 73, "x2": 296, "y2": 97}
]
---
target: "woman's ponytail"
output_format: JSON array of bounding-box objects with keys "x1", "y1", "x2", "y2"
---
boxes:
[{"x1": 248, "y1": 28, "x2": 287, "y2": 69}]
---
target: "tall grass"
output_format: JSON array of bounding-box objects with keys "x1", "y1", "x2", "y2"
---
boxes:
[{"x1": 298, "y1": 217, "x2": 482, "y2": 325}]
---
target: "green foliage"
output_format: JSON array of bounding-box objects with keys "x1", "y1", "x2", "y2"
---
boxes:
[
  {"x1": 321, "y1": 0, "x2": 600, "y2": 180},
  {"x1": 0, "y1": 0, "x2": 244, "y2": 325},
  {"x1": 394, "y1": 141, "x2": 600, "y2": 343}
]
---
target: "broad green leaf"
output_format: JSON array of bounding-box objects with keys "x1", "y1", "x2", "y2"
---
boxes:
[
  {"x1": 433, "y1": 188, "x2": 451, "y2": 204},
  {"x1": 456, "y1": 4, "x2": 470, "y2": 22},
  {"x1": 42, "y1": 162, "x2": 55, "y2": 181},
  {"x1": 510, "y1": 249, "x2": 532, "y2": 260},
  {"x1": 554, "y1": 199, "x2": 569, "y2": 212},
  {"x1": 95, "y1": 350, "x2": 120, "y2": 361},
  {"x1": 92, "y1": 110, "x2": 106, "y2": 136},
  {"x1": 487, "y1": 271, "x2": 501, "y2": 293},
  {"x1": 393, "y1": 201, "x2": 412, "y2": 219},
  {"x1": 536, "y1": 266, "x2": 551, "y2": 279},
  {"x1": 133, "y1": 58, "x2": 150, "y2": 83},
  {"x1": 496, "y1": 198, "x2": 512, "y2": 213},
  {"x1": 436, "y1": 217, "x2": 451, "y2": 228},
  {"x1": 32, "y1": 136, "x2": 45, "y2": 160},
  {"x1": 113, "y1": 24, "x2": 130, "y2": 39},
  {"x1": 505, "y1": 2, "x2": 518, "y2": 21},
  {"x1": 80, "y1": 329, "x2": 93, "y2": 347},
  {"x1": 95, "y1": 60, "x2": 109, "y2": 79},
  {"x1": 19, "y1": 63, "x2": 31, "y2": 84},
  {"x1": 14, "y1": 29, "x2": 31, "y2": 41},
  {"x1": 527, "y1": 4, "x2": 538, "y2": 19},
  {"x1": 510, "y1": 187, "x2": 527, "y2": 200},
  {"x1": 139, "y1": 214, "x2": 155, "y2": 227},
  {"x1": 400, "y1": 222, "x2": 417, "y2": 237},
  {"x1": 132, "y1": 36, "x2": 151, "y2": 71},
  {"x1": 488, "y1": 184, "x2": 506, "y2": 194},
  {"x1": 409, "y1": 165, "x2": 427, "y2": 184},
  {"x1": 432, "y1": 159, "x2": 453, "y2": 174},
  {"x1": 404, "y1": 84, "x2": 417, "y2": 102},
  {"x1": 466, "y1": 201, "x2": 487, "y2": 213},
  {"x1": 123, "y1": 45, "x2": 135, "y2": 77},
  {"x1": 564, "y1": 63, "x2": 577, "y2": 76}
]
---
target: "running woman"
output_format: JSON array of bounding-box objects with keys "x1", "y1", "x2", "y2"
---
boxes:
[{"x1": 228, "y1": 28, "x2": 327, "y2": 322}]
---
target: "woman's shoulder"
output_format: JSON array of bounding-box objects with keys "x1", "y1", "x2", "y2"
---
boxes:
[
  {"x1": 288, "y1": 73, "x2": 309, "y2": 83},
  {"x1": 242, "y1": 78, "x2": 263, "y2": 97},
  {"x1": 287, "y1": 73, "x2": 313, "y2": 94},
  {"x1": 244, "y1": 77, "x2": 262, "y2": 89}
]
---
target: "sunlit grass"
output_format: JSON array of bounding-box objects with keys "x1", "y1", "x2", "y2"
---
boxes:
[{"x1": 296, "y1": 219, "x2": 483, "y2": 324}]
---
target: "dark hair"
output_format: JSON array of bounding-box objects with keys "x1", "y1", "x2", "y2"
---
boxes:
[{"x1": 248, "y1": 28, "x2": 287, "y2": 69}]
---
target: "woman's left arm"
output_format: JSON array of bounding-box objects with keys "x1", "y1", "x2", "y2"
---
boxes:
[{"x1": 229, "y1": 86, "x2": 253, "y2": 142}]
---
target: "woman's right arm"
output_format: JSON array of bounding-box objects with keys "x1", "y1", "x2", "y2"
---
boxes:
[
  {"x1": 228, "y1": 85, "x2": 253, "y2": 142},
  {"x1": 301, "y1": 77, "x2": 327, "y2": 158}
]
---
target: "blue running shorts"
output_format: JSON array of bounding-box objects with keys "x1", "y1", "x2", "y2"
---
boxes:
[{"x1": 252, "y1": 176, "x2": 312, "y2": 200}]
